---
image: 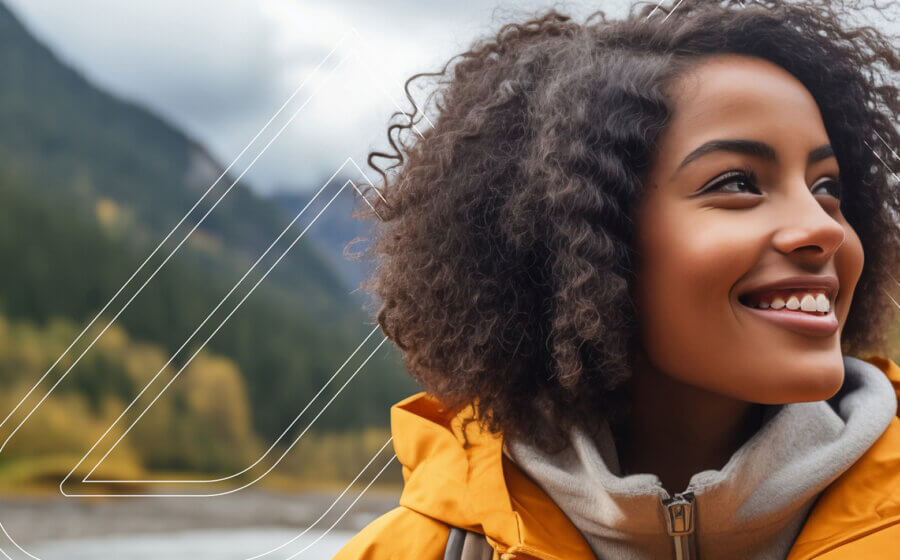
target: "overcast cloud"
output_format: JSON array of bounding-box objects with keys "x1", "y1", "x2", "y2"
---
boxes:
[{"x1": 3, "y1": 0, "x2": 896, "y2": 195}]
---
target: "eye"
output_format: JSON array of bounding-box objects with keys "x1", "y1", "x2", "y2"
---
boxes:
[
  {"x1": 699, "y1": 165, "x2": 762, "y2": 195},
  {"x1": 811, "y1": 176, "x2": 842, "y2": 199}
]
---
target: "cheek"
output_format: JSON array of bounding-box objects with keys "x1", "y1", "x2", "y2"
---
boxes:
[
  {"x1": 634, "y1": 210, "x2": 755, "y2": 384},
  {"x1": 834, "y1": 225, "x2": 864, "y2": 328}
]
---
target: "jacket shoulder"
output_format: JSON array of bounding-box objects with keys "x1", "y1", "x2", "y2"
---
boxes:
[
  {"x1": 811, "y1": 519, "x2": 900, "y2": 559},
  {"x1": 332, "y1": 505, "x2": 452, "y2": 560},
  {"x1": 786, "y1": 356, "x2": 900, "y2": 559}
]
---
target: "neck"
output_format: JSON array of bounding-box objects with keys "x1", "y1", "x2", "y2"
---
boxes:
[{"x1": 617, "y1": 351, "x2": 766, "y2": 494}]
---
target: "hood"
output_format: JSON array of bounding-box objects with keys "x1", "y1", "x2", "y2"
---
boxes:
[{"x1": 389, "y1": 355, "x2": 900, "y2": 560}]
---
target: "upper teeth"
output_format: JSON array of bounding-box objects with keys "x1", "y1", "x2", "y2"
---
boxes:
[{"x1": 753, "y1": 292, "x2": 830, "y2": 313}]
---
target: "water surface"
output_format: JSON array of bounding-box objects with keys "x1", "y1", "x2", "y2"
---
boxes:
[{"x1": 24, "y1": 527, "x2": 354, "y2": 560}]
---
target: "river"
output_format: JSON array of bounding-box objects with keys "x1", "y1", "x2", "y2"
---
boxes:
[{"x1": 23, "y1": 527, "x2": 355, "y2": 560}]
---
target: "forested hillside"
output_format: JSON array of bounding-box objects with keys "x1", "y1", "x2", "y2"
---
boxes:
[{"x1": 0, "y1": 1, "x2": 418, "y2": 485}]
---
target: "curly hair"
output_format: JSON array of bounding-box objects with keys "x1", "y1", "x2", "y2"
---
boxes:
[{"x1": 348, "y1": 0, "x2": 900, "y2": 453}]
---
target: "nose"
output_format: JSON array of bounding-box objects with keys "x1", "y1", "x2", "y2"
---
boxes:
[{"x1": 770, "y1": 182, "x2": 846, "y2": 265}]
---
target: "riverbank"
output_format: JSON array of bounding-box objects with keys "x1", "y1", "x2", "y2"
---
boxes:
[{"x1": 0, "y1": 486, "x2": 401, "y2": 547}]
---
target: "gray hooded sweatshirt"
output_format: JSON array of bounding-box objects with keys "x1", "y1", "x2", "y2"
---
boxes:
[{"x1": 503, "y1": 355, "x2": 897, "y2": 560}]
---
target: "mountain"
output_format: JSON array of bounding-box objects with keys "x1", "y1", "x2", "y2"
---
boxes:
[
  {"x1": 268, "y1": 185, "x2": 374, "y2": 296},
  {"x1": 0, "y1": 1, "x2": 419, "y2": 442},
  {"x1": 0, "y1": 1, "x2": 348, "y2": 319}
]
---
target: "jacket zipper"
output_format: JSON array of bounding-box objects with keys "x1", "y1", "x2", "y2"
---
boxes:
[{"x1": 660, "y1": 490, "x2": 697, "y2": 560}]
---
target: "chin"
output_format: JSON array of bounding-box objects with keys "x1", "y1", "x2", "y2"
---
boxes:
[{"x1": 760, "y1": 360, "x2": 846, "y2": 404}]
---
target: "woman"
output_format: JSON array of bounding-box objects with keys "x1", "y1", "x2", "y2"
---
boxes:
[{"x1": 336, "y1": 0, "x2": 900, "y2": 558}]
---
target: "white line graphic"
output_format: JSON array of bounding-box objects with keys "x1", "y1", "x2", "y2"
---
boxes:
[
  {"x1": 663, "y1": 0, "x2": 686, "y2": 21},
  {"x1": 61, "y1": 333, "x2": 388, "y2": 496},
  {"x1": 243, "y1": 437, "x2": 395, "y2": 560},
  {"x1": 86, "y1": 324, "x2": 382, "y2": 483},
  {"x1": 865, "y1": 139, "x2": 899, "y2": 182},
  {"x1": 283, "y1": 452, "x2": 396, "y2": 559},
  {"x1": 872, "y1": 130, "x2": 898, "y2": 162},
  {"x1": 645, "y1": 0, "x2": 668, "y2": 19},
  {"x1": 77, "y1": 170, "x2": 354, "y2": 482}
]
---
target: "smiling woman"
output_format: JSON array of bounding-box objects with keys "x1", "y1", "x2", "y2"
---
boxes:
[{"x1": 335, "y1": 0, "x2": 900, "y2": 559}]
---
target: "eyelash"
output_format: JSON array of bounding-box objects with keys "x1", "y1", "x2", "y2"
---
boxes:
[
  {"x1": 702, "y1": 165, "x2": 761, "y2": 195},
  {"x1": 701, "y1": 166, "x2": 843, "y2": 199}
]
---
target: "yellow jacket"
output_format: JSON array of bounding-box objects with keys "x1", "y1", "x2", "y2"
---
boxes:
[{"x1": 334, "y1": 355, "x2": 900, "y2": 560}]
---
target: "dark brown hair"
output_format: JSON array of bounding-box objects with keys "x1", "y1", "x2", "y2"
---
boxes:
[{"x1": 349, "y1": 0, "x2": 900, "y2": 453}]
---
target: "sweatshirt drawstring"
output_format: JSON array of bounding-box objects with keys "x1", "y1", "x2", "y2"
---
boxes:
[{"x1": 661, "y1": 491, "x2": 697, "y2": 560}]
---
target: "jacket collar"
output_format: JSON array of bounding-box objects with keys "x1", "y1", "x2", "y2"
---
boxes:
[{"x1": 390, "y1": 355, "x2": 900, "y2": 560}]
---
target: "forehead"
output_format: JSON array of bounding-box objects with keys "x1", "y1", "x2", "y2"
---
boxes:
[{"x1": 656, "y1": 54, "x2": 829, "y2": 168}]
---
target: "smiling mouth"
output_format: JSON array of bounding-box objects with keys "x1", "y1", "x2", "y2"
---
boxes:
[{"x1": 737, "y1": 298, "x2": 838, "y2": 337}]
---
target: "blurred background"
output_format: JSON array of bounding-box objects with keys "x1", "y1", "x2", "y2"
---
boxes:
[{"x1": 0, "y1": 0, "x2": 895, "y2": 559}]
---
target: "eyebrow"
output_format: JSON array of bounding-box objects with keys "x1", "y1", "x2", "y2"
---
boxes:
[{"x1": 671, "y1": 140, "x2": 835, "y2": 179}]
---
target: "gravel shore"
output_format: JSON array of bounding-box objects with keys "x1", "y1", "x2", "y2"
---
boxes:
[{"x1": 0, "y1": 487, "x2": 402, "y2": 546}]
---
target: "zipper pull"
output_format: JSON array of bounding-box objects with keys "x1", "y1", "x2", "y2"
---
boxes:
[{"x1": 661, "y1": 491, "x2": 697, "y2": 560}]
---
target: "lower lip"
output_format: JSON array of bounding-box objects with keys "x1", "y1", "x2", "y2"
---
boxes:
[{"x1": 740, "y1": 303, "x2": 838, "y2": 337}]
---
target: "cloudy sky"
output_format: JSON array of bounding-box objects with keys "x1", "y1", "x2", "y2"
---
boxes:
[{"x1": 4, "y1": 0, "x2": 896, "y2": 196}]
